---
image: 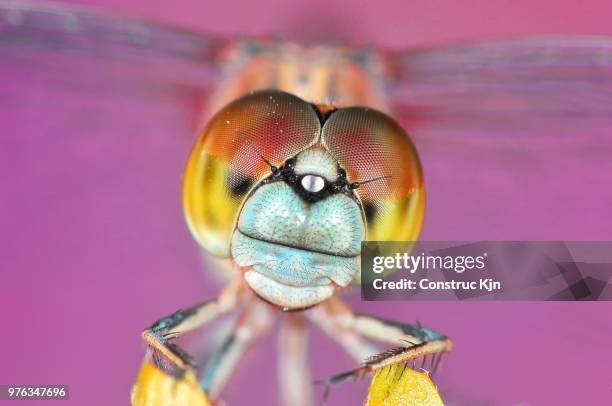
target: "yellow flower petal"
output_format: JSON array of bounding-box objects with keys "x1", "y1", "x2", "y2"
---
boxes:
[
  {"x1": 131, "y1": 361, "x2": 211, "y2": 406},
  {"x1": 366, "y1": 365, "x2": 444, "y2": 406}
]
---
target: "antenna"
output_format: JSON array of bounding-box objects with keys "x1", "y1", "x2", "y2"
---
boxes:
[{"x1": 349, "y1": 175, "x2": 392, "y2": 190}]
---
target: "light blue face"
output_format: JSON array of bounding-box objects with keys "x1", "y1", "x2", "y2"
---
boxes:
[{"x1": 230, "y1": 147, "x2": 365, "y2": 309}]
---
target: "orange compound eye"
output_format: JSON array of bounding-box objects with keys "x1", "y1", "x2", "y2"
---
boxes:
[
  {"x1": 321, "y1": 108, "x2": 424, "y2": 243},
  {"x1": 183, "y1": 90, "x2": 321, "y2": 257}
]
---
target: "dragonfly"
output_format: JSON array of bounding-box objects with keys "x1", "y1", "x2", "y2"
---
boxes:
[{"x1": 2, "y1": 2, "x2": 612, "y2": 405}]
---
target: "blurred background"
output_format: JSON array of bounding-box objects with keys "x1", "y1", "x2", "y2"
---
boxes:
[{"x1": 1, "y1": 0, "x2": 612, "y2": 405}]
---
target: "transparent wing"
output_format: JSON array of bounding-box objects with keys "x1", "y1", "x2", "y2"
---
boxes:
[
  {"x1": 387, "y1": 37, "x2": 612, "y2": 132},
  {"x1": 0, "y1": 0, "x2": 227, "y2": 109},
  {"x1": 385, "y1": 37, "x2": 612, "y2": 240}
]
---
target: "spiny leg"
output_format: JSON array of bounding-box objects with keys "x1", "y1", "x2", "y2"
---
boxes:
[
  {"x1": 278, "y1": 314, "x2": 313, "y2": 406},
  {"x1": 351, "y1": 313, "x2": 451, "y2": 373},
  {"x1": 201, "y1": 299, "x2": 274, "y2": 400},
  {"x1": 142, "y1": 276, "x2": 244, "y2": 374},
  {"x1": 311, "y1": 297, "x2": 452, "y2": 386}
]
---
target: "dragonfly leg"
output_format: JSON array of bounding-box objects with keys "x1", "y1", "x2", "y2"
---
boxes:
[
  {"x1": 200, "y1": 299, "x2": 274, "y2": 400},
  {"x1": 349, "y1": 312, "x2": 452, "y2": 375},
  {"x1": 142, "y1": 276, "x2": 244, "y2": 374},
  {"x1": 278, "y1": 314, "x2": 313, "y2": 406},
  {"x1": 311, "y1": 297, "x2": 452, "y2": 386}
]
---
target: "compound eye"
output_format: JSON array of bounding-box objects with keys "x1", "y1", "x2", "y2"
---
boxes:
[{"x1": 301, "y1": 175, "x2": 325, "y2": 193}]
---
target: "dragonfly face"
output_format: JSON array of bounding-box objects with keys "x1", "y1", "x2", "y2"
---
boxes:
[
  {"x1": 232, "y1": 146, "x2": 365, "y2": 309},
  {"x1": 183, "y1": 89, "x2": 426, "y2": 308}
]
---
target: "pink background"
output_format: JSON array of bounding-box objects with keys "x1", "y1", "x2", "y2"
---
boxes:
[{"x1": 1, "y1": 1, "x2": 612, "y2": 405}]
